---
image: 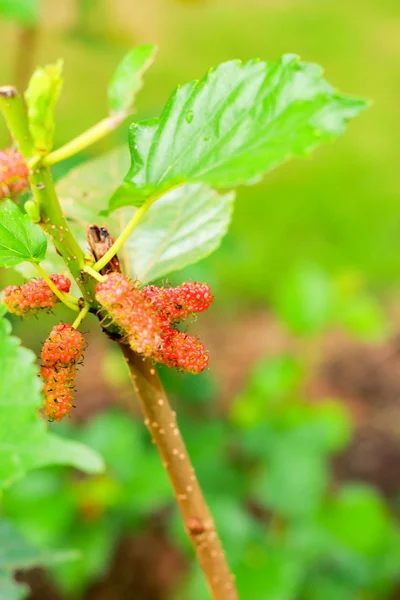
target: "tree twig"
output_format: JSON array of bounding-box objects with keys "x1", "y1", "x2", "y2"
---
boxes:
[{"x1": 120, "y1": 345, "x2": 239, "y2": 600}]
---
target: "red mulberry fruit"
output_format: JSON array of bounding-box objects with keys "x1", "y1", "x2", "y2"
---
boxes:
[
  {"x1": 0, "y1": 150, "x2": 29, "y2": 199},
  {"x1": 142, "y1": 282, "x2": 213, "y2": 322},
  {"x1": 154, "y1": 328, "x2": 209, "y2": 374},
  {"x1": 2, "y1": 274, "x2": 71, "y2": 317},
  {"x1": 40, "y1": 324, "x2": 84, "y2": 421},
  {"x1": 96, "y1": 273, "x2": 161, "y2": 357}
]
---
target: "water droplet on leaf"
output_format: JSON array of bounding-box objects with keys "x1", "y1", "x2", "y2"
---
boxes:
[{"x1": 185, "y1": 110, "x2": 194, "y2": 124}]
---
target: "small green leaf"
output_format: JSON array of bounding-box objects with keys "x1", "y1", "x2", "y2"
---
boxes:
[
  {"x1": 24, "y1": 199, "x2": 40, "y2": 223},
  {"x1": 124, "y1": 184, "x2": 235, "y2": 283},
  {"x1": 0, "y1": 0, "x2": 39, "y2": 27},
  {"x1": 25, "y1": 60, "x2": 63, "y2": 154},
  {"x1": 0, "y1": 200, "x2": 47, "y2": 267},
  {"x1": 118, "y1": 54, "x2": 368, "y2": 204},
  {"x1": 0, "y1": 518, "x2": 78, "y2": 600},
  {"x1": 0, "y1": 317, "x2": 104, "y2": 489},
  {"x1": 108, "y1": 44, "x2": 157, "y2": 115}
]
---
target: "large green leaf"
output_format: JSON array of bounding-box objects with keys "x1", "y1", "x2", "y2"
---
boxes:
[
  {"x1": 125, "y1": 183, "x2": 234, "y2": 282},
  {"x1": 56, "y1": 149, "x2": 234, "y2": 282},
  {"x1": 0, "y1": 200, "x2": 47, "y2": 267},
  {"x1": 0, "y1": 317, "x2": 104, "y2": 489},
  {"x1": 111, "y1": 54, "x2": 368, "y2": 208},
  {"x1": 108, "y1": 45, "x2": 157, "y2": 115},
  {"x1": 0, "y1": 518, "x2": 77, "y2": 600}
]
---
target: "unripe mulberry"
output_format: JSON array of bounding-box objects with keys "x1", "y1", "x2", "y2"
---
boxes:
[
  {"x1": 142, "y1": 282, "x2": 213, "y2": 322},
  {"x1": 0, "y1": 150, "x2": 29, "y2": 199},
  {"x1": 41, "y1": 323, "x2": 84, "y2": 367},
  {"x1": 40, "y1": 324, "x2": 84, "y2": 421},
  {"x1": 95, "y1": 273, "x2": 161, "y2": 357},
  {"x1": 154, "y1": 328, "x2": 209, "y2": 374},
  {"x1": 96, "y1": 274, "x2": 211, "y2": 374},
  {"x1": 2, "y1": 274, "x2": 71, "y2": 317},
  {"x1": 41, "y1": 366, "x2": 75, "y2": 421}
]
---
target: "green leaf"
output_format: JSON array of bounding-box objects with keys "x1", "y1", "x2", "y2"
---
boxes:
[
  {"x1": 56, "y1": 147, "x2": 130, "y2": 228},
  {"x1": 0, "y1": 574, "x2": 28, "y2": 600},
  {"x1": 235, "y1": 545, "x2": 303, "y2": 600},
  {"x1": 321, "y1": 485, "x2": 392, "y2": 556},
  {"x1": 25, "y1": 60, "x2": 63, "y2": 154},
  {"x1": 31, "y1": 434, "x2": 105, "y2": 475},
  {"x1": 0, "y1": 518, "x2": 78, "y2": 600},
  {"x1": 124, "y1": 184, "x2": 235, "y2": 283},
  {"x1": 117, "y1": 54, "x2": 368, "y2": 205},
  {"x1": 274, "y1": 262, "x2": 335, "y2": 334},
  {"x1": 0, "y1": 317, "x2": 104, "y2": 490},
  {"x1": 253, "y1": 435, "x2": 328, "y2": 518},
  {"x1": 0, "y1": 200, "x2": 47, "y2": 267},
  {"x1": 232, "y1": 355, "x2": 303, "y2": 428},
  {"x1": 0, "y1": 0, "x2": 39, "y2": 27},
  {"x1": 56, "y1": 149, "x2": 234, "y2": 282},
  {"x1": 108, "y1": 44, "x2": 157, "y2": 115}
]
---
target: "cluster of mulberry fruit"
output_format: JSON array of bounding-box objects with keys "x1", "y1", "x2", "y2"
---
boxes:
[
  {"x1": 96, "y1": 273, "x2": 212, "y2": 374},
  {"x1": 0, "y1": 150, "x2": 29, "y2": 199},
  {"x1": 40, "y1": 324, "x2": 84, "y2": 421},
  {"x1": 2, "y1": 275, "x2": 71, "y2": 316},
  {"x1": 1, "y1": 267, "x2": 213, "y2": 422},
  {"x1": 2, "y1": 273, "x2": 84, "y2": 421}
]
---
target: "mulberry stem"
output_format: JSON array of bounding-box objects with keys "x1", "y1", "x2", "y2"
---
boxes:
[
  {"x1": 83, "y1": 264, "x2": 105, "y2": 282},
  {"x1": 72, "y1": 303, "x2": 90, "y2": 330},
  {"x1": 120, "y1": 345, "x2": 239, "y2": 600},
  {"x1": 92, "y1": 194, "x2": 157, "y2": 273}
]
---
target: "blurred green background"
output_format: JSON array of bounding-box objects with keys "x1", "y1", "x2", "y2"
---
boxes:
[{"x1": 2, "y1": 0, "x2": 400, "y2": 599}]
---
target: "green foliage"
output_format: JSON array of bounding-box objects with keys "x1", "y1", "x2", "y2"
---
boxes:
[
  {"x1": 274, "y1": 262, "x2": 335, "y2": 334},
  {"x1": 0, "y1": 33, "x2": 389, "y2": 600},
  {"x1": 232, "y1": 355, "x2": 303, "y2": 428},
  {"x1": 108, "y1": 45, "x2": 157, "y2": 115},
  {"x1": 111, "y1": 54, "x2": 367, "y2": 209},
  {"x1": 273, "y1": 261, "x2": 389, "y2": 340},
  {"x1": 56, "y1": 148, "x2": 235, "y2": 282},
  {"x1": 0, "y1": 0, "x2": 39, "y2": 27},
  {"x1": 0, "y1": 200, "x2": 47, "y2": 267},
  {"x1": 0, "y1": 518, "x2": 78, "y2": 600},
  {"x1": 0, "y1": 316, "x2": 104, "y2": 490},
  {"x1": 1, "y1": 410, "x2": 172, "y2": 594},
  {"x1": 124, "y1": 184, "x2": 234, "y2": 283},
  {"x1": 25, "y1": 61, "x2": 63, "y2": 154}
]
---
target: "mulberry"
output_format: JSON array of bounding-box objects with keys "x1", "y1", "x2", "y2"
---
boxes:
[
  {"x1": 2, "y1": 275, "x2": 71, "y2": 317},
  {"x1": 40, "y1": 324, "x2": 84, "y2": 421},
  {"x1": 96, "y1": 275, "x2": 211, "y2": 374},
  {"x1": 95, "y1": 273, "x2": 161, "y2": 357},
  {"x1": 142, "y1": 282, "x2": 213, "y2": 322},
  {"x1": 154, "y1": 328, "x2": 209, "y2": 375},
  {"x1": 0, "y1": 150, "x2": 29, "y2": 199}
]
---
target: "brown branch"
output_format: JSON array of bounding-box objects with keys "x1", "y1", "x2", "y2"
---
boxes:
[
  {"x1": 120, "y1": 344, "x2": 239, "y2": 600},
  {"x1": 14, "y1": 25, "x2": 38, "y2": 91}
]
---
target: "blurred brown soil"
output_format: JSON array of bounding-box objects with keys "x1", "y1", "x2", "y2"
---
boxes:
[{"x1": 21, "y1": 524, "x2": 186, "y2": 600}]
